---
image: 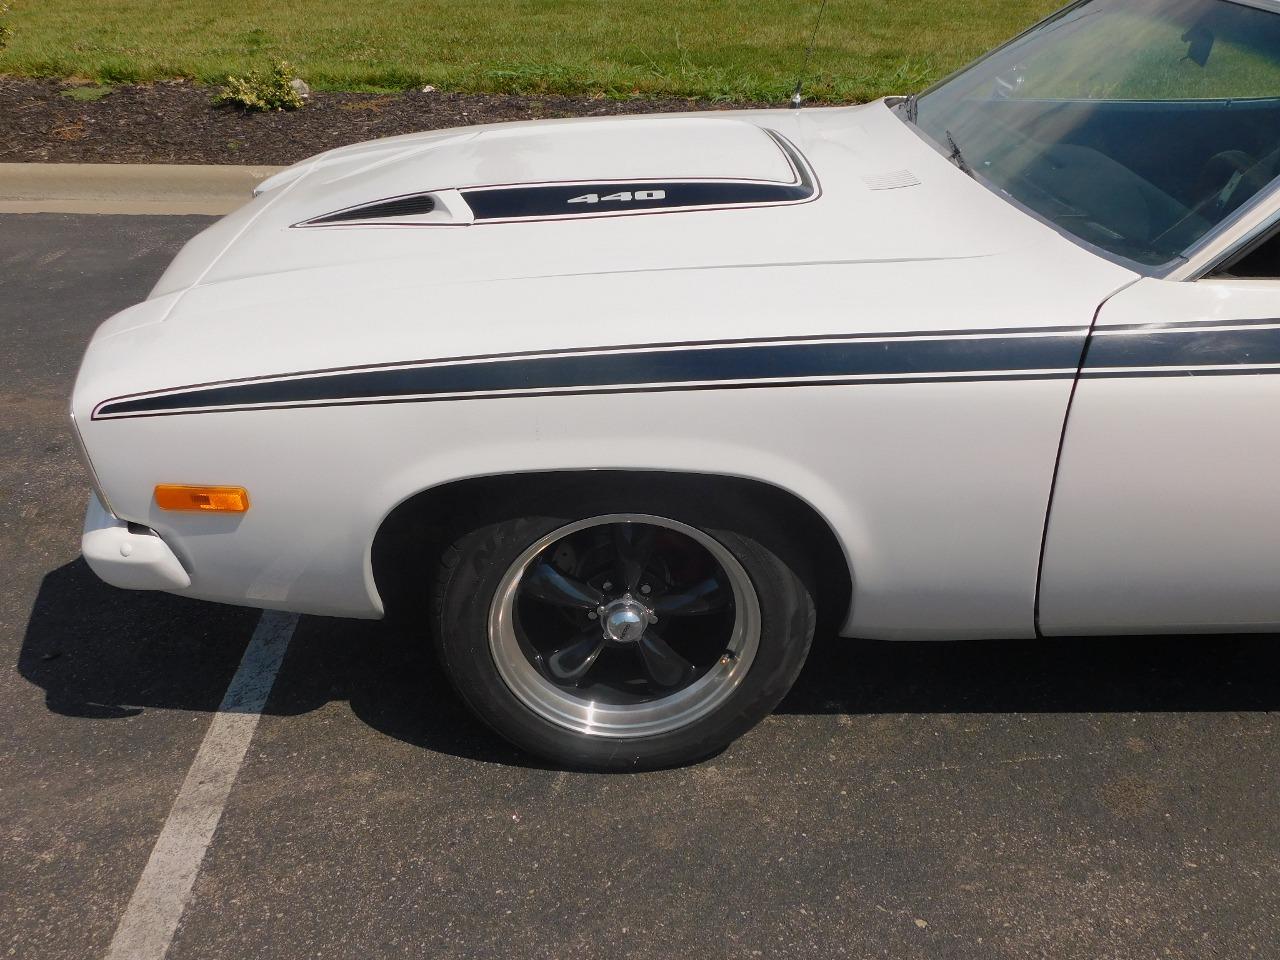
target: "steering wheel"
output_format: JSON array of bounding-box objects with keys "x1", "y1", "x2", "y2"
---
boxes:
[
  {"x1": 1193, "y1": 150, "x2": 1262, "y2": 216},
  {"x1": 1150, "y1": 149, "x2": 1263, "y2": 250}
]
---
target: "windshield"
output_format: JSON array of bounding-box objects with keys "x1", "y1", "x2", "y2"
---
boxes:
[{"x1": 907, "y1": 0, "x2": 1280, "y2": 267}]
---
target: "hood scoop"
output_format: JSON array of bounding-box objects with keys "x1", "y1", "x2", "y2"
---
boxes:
[
  {"x1": 295, "y1": 125, "x2": 819, "y2": 229},
  {"x1": 302, "y1": 193, "x2": 438, "y2": 226}
]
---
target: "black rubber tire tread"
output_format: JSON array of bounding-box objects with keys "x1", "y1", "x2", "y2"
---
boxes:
[{"x1": 431, "y1": 478, "x2": 816, "y2": 771}]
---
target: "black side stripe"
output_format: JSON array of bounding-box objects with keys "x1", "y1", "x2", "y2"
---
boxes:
[
  {"x1": 1084, "y1": 324, "x2": 1280, "y2": 369},
  {"x1": 94, "y1": 333, "x2": 1087, "y2": 418},
  {"x1": 91, "y1": 320, "x2": 1280, "y2": 420},
  {"x1": 96, "y1": 373, "x2": 1083, "y2": 420}
]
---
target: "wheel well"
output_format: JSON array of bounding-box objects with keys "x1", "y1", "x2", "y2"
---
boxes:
[{"x1": 371, "y1": 471, "x2": 852, "y2": 631}]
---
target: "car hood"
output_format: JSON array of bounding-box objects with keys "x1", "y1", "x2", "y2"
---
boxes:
[{"x1": 149, "y1": 101, "x2": 1073, "y2": 300}]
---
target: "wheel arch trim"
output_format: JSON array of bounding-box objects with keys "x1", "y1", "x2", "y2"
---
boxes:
[{"x1": 366, "y1": 461, "x2": 860, "y2": 632}]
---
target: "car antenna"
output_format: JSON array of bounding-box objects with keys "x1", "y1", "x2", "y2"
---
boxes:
[{"x1": 790, "y1": 0, "x2": 830, "y2": 109}]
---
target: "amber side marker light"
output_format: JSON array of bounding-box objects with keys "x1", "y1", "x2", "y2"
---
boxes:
[{"x1": 154, "y1": 484, "x2": 250, "y2": 513}]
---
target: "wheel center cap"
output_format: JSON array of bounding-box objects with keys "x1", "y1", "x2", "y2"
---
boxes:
[{"x1": 600, "y1": 596, "x2": 653, "y2": 643}]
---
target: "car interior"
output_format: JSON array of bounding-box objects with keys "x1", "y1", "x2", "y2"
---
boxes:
[
  {"x1": 970, "y1": 98, "x2": 1280, "y2": 263},
  {"x1": 1212, "y1": 222, "x2": 1280, "y2": 277},
  {"x1": 913, "y1": 0, "x2": 1280, "y2": 268}
]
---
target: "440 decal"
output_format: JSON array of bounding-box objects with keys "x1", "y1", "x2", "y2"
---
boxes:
[{"x1": 567, "y1": 189, "x2": 668, "y2": 204}]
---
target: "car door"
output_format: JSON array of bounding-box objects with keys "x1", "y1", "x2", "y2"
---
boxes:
[{"x1": 1039, "y1": 226, "x2": 1280, "y2": 634}]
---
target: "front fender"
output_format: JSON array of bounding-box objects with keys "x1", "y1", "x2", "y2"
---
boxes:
[{"x1": 363, "y1": 435, "x2": 869, "y2": 624}]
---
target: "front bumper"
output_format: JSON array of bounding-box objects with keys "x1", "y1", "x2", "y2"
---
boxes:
[{"x1": 81, "y1": 492, "x2": 191, "y2": 591}]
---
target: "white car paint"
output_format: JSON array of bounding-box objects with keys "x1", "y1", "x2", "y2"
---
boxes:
[
  {"x1": 1041, "y1": 277, "x2": 1280, "y2": 633},
  {"x1": 81, "y1": 491, "x2": 191, "y2": 590},
  {"x1": 71, "y1": 97, "x2": 1280, "y2": 639}
]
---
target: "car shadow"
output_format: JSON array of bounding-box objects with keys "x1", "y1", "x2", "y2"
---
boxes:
[{"x1": 17, "y1": 559, "x2": 1280, "y2": 768}]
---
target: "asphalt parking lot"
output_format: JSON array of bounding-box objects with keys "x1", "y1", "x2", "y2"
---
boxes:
[{"x1": 4, "y1": 212, "x2": 1280, "y2": 960}]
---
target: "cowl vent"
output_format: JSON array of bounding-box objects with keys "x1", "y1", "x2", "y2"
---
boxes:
[{"x1": 861, "y1": 170, "x2": 921, "y2": 191}]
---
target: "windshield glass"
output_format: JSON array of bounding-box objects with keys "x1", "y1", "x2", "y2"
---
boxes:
[{"x1": 909, "y1": 0, "x2": 1280, "y2": 267}]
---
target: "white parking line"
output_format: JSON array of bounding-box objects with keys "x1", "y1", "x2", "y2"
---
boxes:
[{"x1": 104, "y1": 610, "x2": 299, "y2": 960}]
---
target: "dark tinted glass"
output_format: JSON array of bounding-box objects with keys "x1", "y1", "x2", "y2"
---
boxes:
[{"x1": 911, "y1": 0, "x2": 1280, "y2": 266}]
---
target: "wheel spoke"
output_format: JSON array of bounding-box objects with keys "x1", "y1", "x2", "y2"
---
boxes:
[
  {"x1": 637, "y1": 630, "x2": 695, "y2": 688},
  {"x1": 490, "y1": 513, "x2": 762, "y2": 737},
  {"x1": 544, "y1": 628, "x2": 608, "y2": 684},
  {"x1": 522, "y1": 561, "x2": 604, "y2": 609},
  {"x1": 652, "y1": 577, "x2": 731, "y2": 617},
  {"x1": 612, "y1": 523, "x2": 654, "y2": 592}
]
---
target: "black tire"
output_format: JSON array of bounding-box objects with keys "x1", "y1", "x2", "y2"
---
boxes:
[{"x1": 432, "y1": 479, "x2": 816, "y2": 771}]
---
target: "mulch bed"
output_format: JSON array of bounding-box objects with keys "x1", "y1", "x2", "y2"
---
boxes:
[{"x1": 0, "y1": 78, "x2": 769, "y2": 165}]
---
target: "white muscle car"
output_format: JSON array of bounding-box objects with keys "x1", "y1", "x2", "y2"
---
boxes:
[{"x1": 72, "y1": 0, "x2": 1280, "y2": 768}]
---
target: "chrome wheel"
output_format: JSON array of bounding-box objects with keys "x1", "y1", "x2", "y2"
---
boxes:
[{"x1": 488, "y1": 513, "x2": 761, "y2": 738}]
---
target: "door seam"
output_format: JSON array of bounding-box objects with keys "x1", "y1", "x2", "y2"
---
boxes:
[{"x1": 1033, "y1": 277, "x2": 1142, "y2": 637}]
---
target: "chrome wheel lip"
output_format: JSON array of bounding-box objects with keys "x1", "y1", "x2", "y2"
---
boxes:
[{"x1": 488, "y1": 513, "x2": 761, "y2": 739}]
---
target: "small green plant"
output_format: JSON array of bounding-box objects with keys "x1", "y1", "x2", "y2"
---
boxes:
[
  {"x1": 0, "y1": 3, "x2": 14, "y2": 51},
  {"x1": 213, "y1": 60, "x2": 305, "y2": 111}
]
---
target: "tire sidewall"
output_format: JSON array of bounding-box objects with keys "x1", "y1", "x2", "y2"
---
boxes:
[{"x1": 433, "y1": 482, "x2": 815, "y2": 770}]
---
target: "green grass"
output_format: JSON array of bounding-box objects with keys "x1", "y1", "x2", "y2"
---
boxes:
[
  {"x1": 59, "y1": 84, "x2": 113, "y2": 100},
  {"x1": 1017, "y1": 10, "x2": 1280, "y2": 100},
  {"x1": 0, "y1": 0, "x2": 1063, "y2": 102}
]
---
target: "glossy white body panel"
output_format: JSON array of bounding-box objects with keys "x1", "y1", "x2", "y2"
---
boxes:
[
  {"x1": 73, "y1": 100, "x2": 1158, "y2": 638},
  {"x1": 1040, "y1": 277, "x2": 1280, "y2": 634}
]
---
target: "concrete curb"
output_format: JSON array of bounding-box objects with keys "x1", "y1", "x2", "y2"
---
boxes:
[{"x1": 0, "y1": 163, "x2": 287, "y2": 214}]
